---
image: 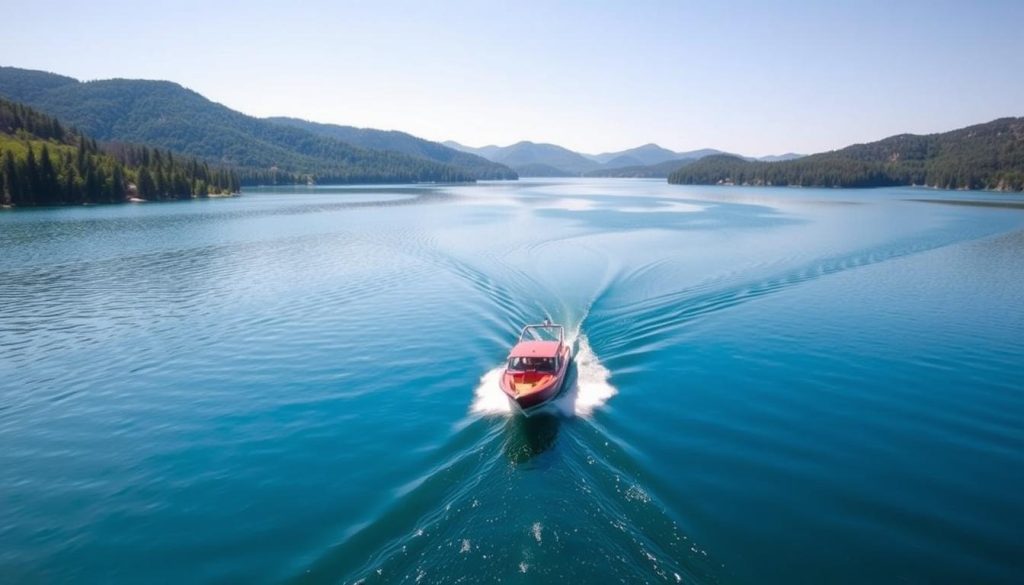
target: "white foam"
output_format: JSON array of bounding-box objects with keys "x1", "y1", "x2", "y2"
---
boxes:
[
  {"x1": 469, "y1": 367, "x2": 513, "y2": 416},
  {"x1": 469, "y1": 334, "x2": 617, "y2": 418},
  {"x1": 554, "y1": 335, "x2": 617, "y2": 417}
]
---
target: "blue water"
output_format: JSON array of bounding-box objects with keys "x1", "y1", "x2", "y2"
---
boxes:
[{"x1": 1, "y1": 179, "x2": 1022, "y2": 584}]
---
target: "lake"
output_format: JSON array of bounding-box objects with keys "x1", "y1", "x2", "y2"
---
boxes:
[{"x1": 1, "y1": 179, "x2": 1022, "y2": 584}]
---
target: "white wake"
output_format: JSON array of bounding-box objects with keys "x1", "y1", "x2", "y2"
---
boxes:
[{"x1": 470, "y1": 335, "x2": 616, "y2": 418}]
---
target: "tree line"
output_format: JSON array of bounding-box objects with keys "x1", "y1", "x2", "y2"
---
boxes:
[
  {"x1": 669, "y1": 118, "x2": 1024, "y2": 192},
  {"x1": 669, "y1": 154, "x2": 1024, "y2": 191},
  {"x1": 0, "y1": 70, "x2": 479, "y2": 186},
  {"x1": 0, "y1": 97, "x2": 239, "y2": 207},
  {"x1": 234, "y1": 165, "x2": 473, "y2": 187}
]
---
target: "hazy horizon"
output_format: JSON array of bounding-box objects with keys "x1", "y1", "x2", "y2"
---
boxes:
[{"x1": 2, "y1": 0, "x2": 1023, "y2": 157}]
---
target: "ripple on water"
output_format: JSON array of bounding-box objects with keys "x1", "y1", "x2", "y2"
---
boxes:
[{"x1": 4, "y1": 184, "x2": 1024, "y2": 585}]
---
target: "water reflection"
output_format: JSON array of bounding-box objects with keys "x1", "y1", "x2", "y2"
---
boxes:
[{"x1": 503, "y1": 411, "x2": 562, "y2": 464}]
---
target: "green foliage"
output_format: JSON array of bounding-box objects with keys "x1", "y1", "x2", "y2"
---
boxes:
[
  {"x1": 268, "y1": 117, "x2": 518, "y2": 180},
  {"x1": 509, "y1": 163, "x2": 575, "y2": 177},
  {"x1": 668, "y1": 118, "x2": 1024, "y2": 192},
  {"x1": 0, "y1": 67, "x2": 478, "y2": 185},
  {"x1": 488, "y1": 141, "x2": 600, "y2": 176},
  {"x1": 585, "y1": 158, "x2": 693, "y2": 178},
  {"x1": 0, "y1": 96, "x2": 239, "y2": 206}
]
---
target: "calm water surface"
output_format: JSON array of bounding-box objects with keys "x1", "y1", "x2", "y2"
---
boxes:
[{"x1": 1, "y1": 179, "x2": 1022, "y2": 584}]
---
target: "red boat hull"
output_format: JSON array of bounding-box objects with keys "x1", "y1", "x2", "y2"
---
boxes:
[{"x1": 500, "y1": 345, "x2": 571, "y2": 411}]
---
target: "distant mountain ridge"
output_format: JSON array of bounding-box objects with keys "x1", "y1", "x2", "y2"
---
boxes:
[
  {"x1": 0, "y1": 67, "x2": 833, "y2": 187},
  {"x1": 0, "y1": 66, "x2": 492, "y2": 185},
  {"x1": 758, "y1": 153, "x2": 804, "y2": 162},
  {"x1": 584, "y1": 159, "x2": 694, "y2": 179},
  {"x1": 668, "y1": 118, "x2": 1024, "y2": 191},
  {"x1": 445, "y1": 139, "x2": 802, "y2": 177},
  {"x1": 444, "y1": 140, "x2": 600, "y2": 175},
  {"x1": 266, "y1": 117, "x2": 516, "y2": 180},
  {"x1": 587, "y1": 143, "x2": 681, "y2": 166}
]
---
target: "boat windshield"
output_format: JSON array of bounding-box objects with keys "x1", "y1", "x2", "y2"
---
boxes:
[
  {"x1": 519, "y1": 325, "x2": 563, "y2": 343},
  {"x1": 508, "y1": 356, "x2": 557, "y2": 372}
]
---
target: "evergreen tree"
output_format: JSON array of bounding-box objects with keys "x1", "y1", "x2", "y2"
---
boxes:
[
  {"x1": 0, "y1": 96, "x2": 240, "y2": 206},
  {"x1": 84, "y1": 166, "x2": 98, "y2": 202},
  {"x1": 38, "y1": 144, "x2": 58, "y2": 204},
  {"x1": 111, "y1": 165, "x2": 124, "y2": 202},
  {"x1": 136, "y1": 167, "x2": 155, "y2": 199},
  {"x1": 1, "y1": 149, "x2": 14, "y2": 205},
  {"x1": 23, "y1": 146, "x2": 39, "y2": 205}
]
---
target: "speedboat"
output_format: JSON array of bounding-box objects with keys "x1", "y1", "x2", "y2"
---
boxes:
[{"x1": 500, "y1": 321, "x2": 572, "y2": 412}]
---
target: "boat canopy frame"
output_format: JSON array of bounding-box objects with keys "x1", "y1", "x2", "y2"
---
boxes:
[{"x1": 518, "y1": 322, "x2": 565, "y2": 344}]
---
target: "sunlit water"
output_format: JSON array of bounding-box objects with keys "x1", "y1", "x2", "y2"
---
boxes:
[{"x1": 1, "y1": 179, "x2": 1022, "y2": 584}]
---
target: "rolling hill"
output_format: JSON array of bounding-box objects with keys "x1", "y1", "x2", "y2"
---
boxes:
[
  {"x1": 588, "y1": 143, "x2": 681, "y2": 166},
  {"x1": 511, "y1": 163, "x2": 576, "y2": 177},
  {"x1": 758, "y1": 152, "x2": 804, "y2": 162},
  {"x1": 445, "y1": 139, "x2": 788, "y2": 177},
  {"x1": 444, "y1": 140, "x2": 601, "y2": 176},
  {"x1": 0, "y1": 66, "x2": 477, "y2": 184},
  {"x1": 668, "y1": 118, "x2": 1024, "y2": 191},
  {"x1": 266, "y1": 117, "x2": 516, "y2": 180},
  {"x1": 0, "y1": 96, "x2": 238, "y2": 206},
  {"x1": 584, "y1": 159, "x2": 693, "y2": 178}
]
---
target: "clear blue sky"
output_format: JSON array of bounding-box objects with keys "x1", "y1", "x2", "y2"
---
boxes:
[{"x1": 3, "y1": 0, "x2": 1022, "y2": 156}]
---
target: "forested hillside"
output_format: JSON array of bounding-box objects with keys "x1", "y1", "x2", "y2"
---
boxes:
[
  {"x1": 444, "y1": 140, "x2": 602, "y2": 176},
  {"x1": 588, "y1": 143, "x2": 682, "y2": 166},
  {"x1": 669, "y1": 118, "x2": 1024, "y2": 191},
  {"x1": 0, "y1": 67, "x2": 475, "y2": 185},
  {"x1": 585, "y1": 159, "x2": 693, "y2": 178},
  {"x1": 267, "y1": 117, "x2": 517, "y2": 180},
  {"x1": 0, "y1": 97, "x2": 238, "y2": 206}
]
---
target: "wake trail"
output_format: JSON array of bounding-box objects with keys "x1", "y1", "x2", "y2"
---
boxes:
[{"x1": 590, "y1": 223, "x2": 1017, "y2": 355}]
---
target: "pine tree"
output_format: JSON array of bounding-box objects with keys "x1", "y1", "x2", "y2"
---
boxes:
[
  {"x1": 137, "y1": 167, "x2": 155, "y2": 199},
  {"x1": 111, "y1": 165, "x2": 124, "y2": 202},
  {"x1": 24, "y1": 146, "x2": 39, "y2": 206},
  {"x1": 84, "y1": 166, "x2": 99, "y2": 202},
  {"x1": 155, "y1": 167, "x2": 167, "y2": 198},
  {"x1": 76, "y1": 136, "x2": 87, "y2": 173},
  {"x1": 95, "y1": 167, "x2": 109, "y2": 203},
  {"x1": 0, "y1": 147, "x2": 13, "y2": 204},
  {"x1": 63, "y1": 168, "x2": 77, "y2": 204},
  {"x1": 38, "y1": 144, "x2": 58, "y2": 204},
  {"x1": 3, "y1": 150, "x2": 21, "y2": 205}
]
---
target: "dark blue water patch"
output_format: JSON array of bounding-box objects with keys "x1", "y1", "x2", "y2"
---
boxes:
[{"x1": 595, "y1": 225, "x2": 1024, "y2": 584}]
